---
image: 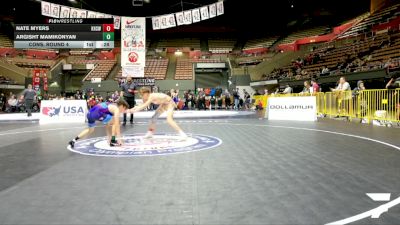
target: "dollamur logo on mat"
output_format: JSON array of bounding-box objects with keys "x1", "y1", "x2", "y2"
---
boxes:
[{"x1": 68, "y1": 133, "x2": 222, "y2": 157}]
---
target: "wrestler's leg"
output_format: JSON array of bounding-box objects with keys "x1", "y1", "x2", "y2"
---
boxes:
[
  {"x1": 165, "y1": 103, "x2": 187, "y2": 139},
  {"x1": 144, "y1": 106, "x2": 165, "y2": 138}
]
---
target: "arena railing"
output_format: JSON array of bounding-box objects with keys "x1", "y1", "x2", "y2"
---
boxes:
[{"x1": 253, "y1": 89, "x2": 400, "y2": 124}]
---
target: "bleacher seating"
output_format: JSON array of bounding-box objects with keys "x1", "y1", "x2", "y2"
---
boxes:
[
  {"x1": 369, "y1": 33, "x2": 400, "y2": 62},
  {"x1": 143, "y1": 58, "x2": 168, "y2": 79},
  {"x1": 81, "y1": 60, "x2": 116, "y2": 81},
  {"x1": 0, "y1": 48, "x2": 16, "y2": 57},
  {"x1": 299, "y1": 32, "x2": 399, "y2": 75},
  {"x1": 0, "y1": 75, "x2": 15, "y2": 84},
  {"x1": 175, "y1": 58, "x2": 193, "y2": 80},
  {"x1": 244, "y1": 37, "x2": 278, "y2": 50},
  {"x1": 5, "y1": 56, "x2": 58, "y2": 70},
  {"x1": 70, "y1": 49, "x2": 94, "y2": 55},
  {"x1": 175, "y1": 58, "x2": 223, "y2": 80},
  {"x1": 263, "y1": 30, "x2": 400, "y2": 81},
  {"x1": 116, "y1": 58, "x2": 169, "y2": 80},
  {"x1": 0, "y1": 33, "x2": 13, "y2": 47},
  {"x1": 24, "y1": 49, "x2": 58, "y2": 59},
  {"x1": 208, "y1": 38, "x2": 236, "y2": 53},
  {"x1": 280, "y1": 26, "x2": 329, "y2": 44},
  {"x1": 115, "y1": 58, "x2": 221, "y2": 80},
  {"x1": 235, "y1": 53, "x2": 274, "y2": 67},
  {"x1": 69, "y1": 58, "x2": 98, "y2": 64},
  {"x1": 146, "y1": 39, "x2": 151, "y2": 49},
  {"x1": 157, "y1": 38, "x2": 201, "y2": 50},
  {"x1": 338, "y1": 4, "x2": 400, "y2": 38},
  {"x1": 191, "y1": 58, "x2": 222, "y2": 63},
  {"x1": 14, "y1": 61, "x2": 52, "y2": 68}
]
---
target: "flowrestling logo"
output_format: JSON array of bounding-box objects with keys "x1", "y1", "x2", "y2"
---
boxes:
[{"x1": 68, "y1": 133, "x2": 222, "y2": 157}]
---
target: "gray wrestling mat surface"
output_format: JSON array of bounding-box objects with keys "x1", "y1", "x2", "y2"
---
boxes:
[{"x1": 0, "y1": 117, "x2": 399, "y2": 225}]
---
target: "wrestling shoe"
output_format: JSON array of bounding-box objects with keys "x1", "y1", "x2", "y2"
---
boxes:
[
  {"x1": 177, "y1": 132, "x2": 188, "y2": 140},
  {"x1": 68, "y1": 140, "x2": 75, "y2": 148},
  {"x1": 143, "y1": 131, "x2": 154, "y2": 139},
  {"x1": 110, "y1": 140, "x2": 121, "y2": 147}
]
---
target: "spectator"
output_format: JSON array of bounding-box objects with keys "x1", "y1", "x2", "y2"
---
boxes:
[
  {"x1": 331, "y1": 77, "x2": 351, "y2": 92},
  {"x1": 386, "y1": 73, "x2": 400, "y2": 89},
  {"x1": 282, "y1": 84, "x2": 293, "y2": 94},
  {"x1": 7, "y1": 94, "x2": 18, "y2": 112},
  {"x1": 352, "y1": 80, "x2": 367, "y2": 122},
  {"x1": 0, "y1": 93, "x2": 6, "y2": 112},
  {"x1": 255, "y1": 99, "x2": 263, "y2": 110},
  {"x1": 74, "y1": 90, "x2": 81, "y2": 100},
  {"x1": 301, "y1": 69, "x2": 309, "y2": 77},
  {"x1": 352, "y1": 80, "x2": 365, "y2": 97},
  {"x1": 209, "y1": 95, "x2": 216, "y2": 110},
  {"x1": 217, "y1": 95, "x2": 223, "y2": 109},
  {"x1": 385, "y1": 73, "x2": 400, "y2": 121},
  {"x1": 364, "y1": 54, "x2": 372, "y2": 63},
  {"x1": 187, "y1": 90, "x2": 195, "y2": 110},
  {"x1": 244, "y1": 90, "x2": 251, "y2": 110},
  {"x1": 111, "y1": 91, "x2": 119, "y2": 102},
  {"x1": 21, "y1": 84, "x2": 36, "y2": 117},
  {"x1": 152, "y1": 86, "x2": 159, "y2": 93},
  {"x1": 171, "y1": 89, "x2": 179, "y2": 105},
  {"x1": 321, "y1": 66, "x2": 328, "y2": 75},
  {"x1": 239, "y1": 97, "x2": 244, "y2": 110},
  {"x1": 384, "y1": 59, "x2": 391, "y2": 68},
  {"x1": 182, "y1": 90, "x2": 188, "y2": 109},
  {"x1": 300, "y1": 81, "x2": 311, "y2": 95},
  {"x1": 311, "y1": 79, "x2": 320, "y2": 94},
  {"x1": 331, "y1": 77, "x2": 351, "y2": 117},
  {"x1": 197, "y1": 88, "x2": 206, "y2": 110},
  {"x1": 223, "y1": 89, "x2": 231, "y2": 109},
  {"x1": 233, "y1": 88, "x2": 240, "y2": 110}
]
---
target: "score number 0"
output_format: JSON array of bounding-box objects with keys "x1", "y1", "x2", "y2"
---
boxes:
[{"x1": 102, "y1": 24, "x2": 114, "y2": 47}]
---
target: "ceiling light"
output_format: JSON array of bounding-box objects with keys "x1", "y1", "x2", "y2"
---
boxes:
[
  {"x1": 69, "y1": 0, "x2": 77, "y2": 3},
  {"x1": 175, "y1": 49, "x2": 183, "y2": 56}
]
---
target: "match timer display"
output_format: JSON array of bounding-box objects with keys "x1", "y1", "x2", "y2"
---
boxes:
[{"x1": 14, "y1": 19, "x2": 114, "y2": 49}]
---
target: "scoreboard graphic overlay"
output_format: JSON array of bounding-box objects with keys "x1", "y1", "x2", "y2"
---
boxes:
[{"x1": 14, "y1": 19, "x2": 114, "y2": 49}]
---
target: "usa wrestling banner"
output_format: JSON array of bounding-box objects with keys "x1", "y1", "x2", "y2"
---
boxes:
[
  {"x1": 122, "y1": 67, "x2": 144, "y2": 78},
  {"x1": 121, "y1": 17, "x2": 145, "y2": 77},
  {"x1": 41, "y1": 1, "x2": 224, "y2": 30}
]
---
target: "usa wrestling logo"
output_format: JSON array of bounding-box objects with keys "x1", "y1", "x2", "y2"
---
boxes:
[
  {"x1": 67, "y1": 133, "x2": 222, "y2": 157},
  {"x1": 42, "y1": 106, "x2": 61, "y2": 117}
]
